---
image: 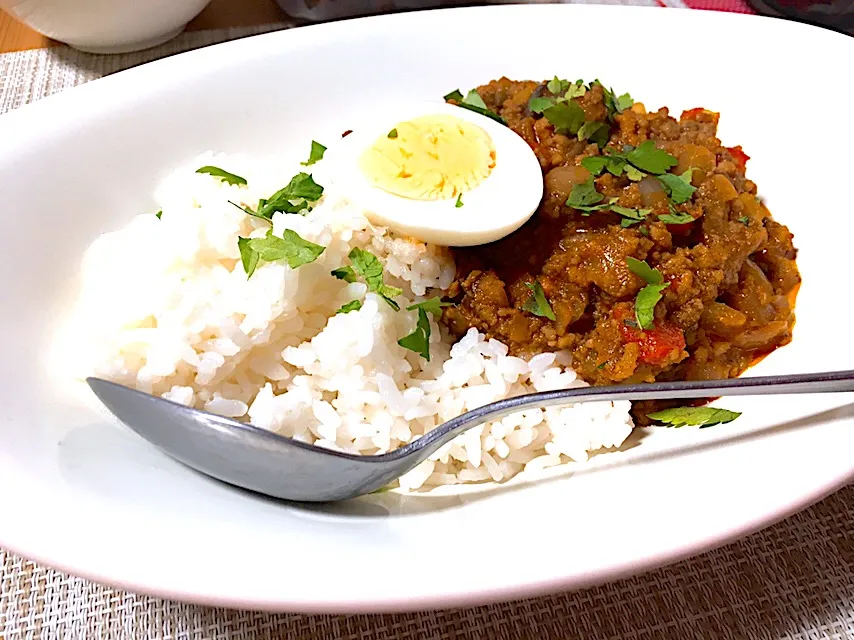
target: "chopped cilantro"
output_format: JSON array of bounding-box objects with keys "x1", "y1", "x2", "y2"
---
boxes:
[
  {"x1": 598, "y1": 83, "x2": 633, "y2": 120},
  {"x1": 237, "y1": 237, "x2": 259, "y2": 278},
  {"x1": 348, "y1": 247, "x2": 402, "y2": 310},
  {"x1": 657, "y1": 169, "x2": 696, "y2": 204},
  {"x1": 625, "y1": 165, "x2": 646, "y2": 181},
  {"x1": 522, "y1": 280, "x2": 556, "y2": 321},
  {"x1": 407, "y1": 298, "x2": 453, "y2": 315},
  {"x1": 581, "y1": 156, "x2": 609, "y2": 175},
  {"x1": 398, "y1": 307, "x2": 432, "y2": 360},
  {"x1": 626, "y1": 258, "x2": 668, "y2": 329},
  {"x1": 196, "y1": 166, "x2": 247, "y2": 186},
  {"x1": 566, "y1": 177, "x2": 604, "y2": 209},
  {"x1": 253, "y1": 173, "x2": 324, "y2": 220},
  {"x1": 154, "y1": 209, "x2": 162, "y2": 220},
  {"x1": 529, "y1": 96, "x2": 555, "y2": 114},
  {"x1": 658, "y1": 210, "x2": 694, "y2": 224},
  {"x1": 331, "y1": 266, "x2": 357, "y2": 283},
  {"x1": 547, "y1": 76, "x2": 570, "y2": 95},
  {"x1": 336, "y1": 300, "x2": 362, "y2": 314},
  {"x1": 300, "y1": 140, "x2": 327, "y2": 167},
  {"x1": 639, "y1": 226, "x2": 650, "y2": 237},
  {"x1": 387, "y1": 128, "x2": 398, "y2": 139},
  {"x1": 455, "y1": 194, "x2": 464, "y2": 208},
  {"x1": 577, "y1": 120, "x2": 610, "y2": 147},
  {"x1": 737, "y1": 216, "x2": 750, "y2": 226},
  {"x1": 237, "y1": 230, "x2": 324, "y2": 278},
  {"x1": 612, "y1": 206, "x2": 651, "y2": 226},
  {"x1": 647, "y1": 406, "x2": 741, "y2": 428},
  {"x1": 626, "y1": 141, "x2": 678, "y2": 175},
  {"x1": 626, "y1": 257, "x2": 663, "y2": 285},
  {"x1": 444, "y1": 88, "x2": 506, "y2": 125},
  {"x1": 543, "y1": 101, "x2": 586, "y2": 135}
]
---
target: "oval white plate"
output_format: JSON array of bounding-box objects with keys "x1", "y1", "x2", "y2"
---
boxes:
[{"x1": 0, "y1": 5, "x2": 852, "y2": 613}]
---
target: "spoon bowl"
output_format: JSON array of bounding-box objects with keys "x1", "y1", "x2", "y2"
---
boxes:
[{"x1": 87, "y1": 370, "x2": 854, "y2": 502}]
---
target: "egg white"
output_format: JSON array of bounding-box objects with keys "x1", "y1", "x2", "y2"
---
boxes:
[{"x1": 322, "y1": 102, "x2": 543, "y2": 247}]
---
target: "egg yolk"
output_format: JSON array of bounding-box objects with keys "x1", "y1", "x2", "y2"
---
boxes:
[{"x1": 359, "y1": 115, "x2": 496, "y2": 201}]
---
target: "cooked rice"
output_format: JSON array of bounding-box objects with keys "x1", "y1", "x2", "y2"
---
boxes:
[{"x1": 61, "y1": 152, "x2": 633, "y2": 490}]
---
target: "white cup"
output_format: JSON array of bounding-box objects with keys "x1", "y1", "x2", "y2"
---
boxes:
[{"x1": 0, "y1": 0, "x2": 214, "y2": 54}]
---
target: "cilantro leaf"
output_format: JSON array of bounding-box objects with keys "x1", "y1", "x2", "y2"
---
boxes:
[
  {"x1": 626, "y1": 257, "x2": 663, "y2": 285},
  {"x1": 196, "y1": 166, "x2": 247, "y2": 186},
  {"x1": 578, "y1": 120, "x2": 610, "y2": 147},
  {"x1": 529, "y1": 96, "x2": 556, "y2": 114},
  {"x1": 566, "y1": 177, "x2": 604, "y2": 209},
  {"x1": 737, "y1": 216, "x2": 750, "y2": 226},
  {"x1": 635, "y1": 284, "x2": 669, "y2": 329},
  {"x1": 625, "y1": 165, "x2": 646, "y2": 181},
  {"x1": 237, "y1": 237, "x2": 259, "y2": 278},
  {"x1": 647, "y1": 406, "x2": 741, "y2": 428},
  {"x1": 522, "y1": 280, "x2": 556, "y2": 321},
  {"x1": 639, "y1": 226, "x2": 650, "y2": 237},
  {"x1": 547, "y1": 76, "x2": 570, "y2": 95},
  {"x1": 455, "y1": 194, "x2": 464, "y2": 208},
  {"x1": 598, "y1": 83, "x2": 634, "y2": 120},
  {"x1": 658, "y1": 211, "x2": 694, "y2": 224},
  {"x1": 398, "y1": 307, "x2": 432, "y2": 360},
  {"x1": 387, "y1": 128, "x2": 398, "y2": 139},
  {"x1": 256, "y1": 173, "x2": 324, "y2": 219},
  {"x1": 407, "y1": 298, "x2": 452, "y2": 316},
  {"x1": 300, "y1": 141, "x2": 327, "y2": 166},
  {"x1": 331, "y1": 266, "x2": 357, "y2": 283},
  {"x1": 626, "y1": 141, "x2": 677, "y2": 175},
  {"x1": 657, "y1": 169, "x2": 696, "y2": 204},
  {"x1": 244, "y1": 229, "x2": 326, "y2": 274},
  {"x1": 564, "y1": 82, "x2": 587, "y2": 100},
  {"x1": 543, "y1": 101, "x2": 586, "y2": 135},
  {"x1": 348, "y1": 247, "x2": 402, "y2": 310},
  {"x1": 154, "y1": 209, "x2": 162, "y2": 220},
  {"x1": 611, "y1": 206, "x2": 651, "y2": 226},
  {"x1": 444, "y1": 88, "x2": 506, "y2": 125},
  {"x1": 581, "y1": 156, "x2": 609, "y2": 176},
  {"x1": 336, "y1": 300, "x2": 362, "y2": 314}
]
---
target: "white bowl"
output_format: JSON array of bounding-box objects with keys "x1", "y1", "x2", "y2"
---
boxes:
[
  {"x1": 0, "y1": 5, "x2": 852, "y2": 612},
  {"x1": 0, "y1": 0, "x2": 213, "y2": 53}
]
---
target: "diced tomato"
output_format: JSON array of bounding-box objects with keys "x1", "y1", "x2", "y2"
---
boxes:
[
  {"x1": 616, "y1": 307, "x2": 686, "y2": 366},
  {"x1": 680, "y1": 108, "x2": 720, "y2": 125},
  {"x1": 726, "y1": 145, "x2": 750, "y2": 167}
]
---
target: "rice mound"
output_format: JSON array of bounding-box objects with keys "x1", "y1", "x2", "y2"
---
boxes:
[{"x1": 62, "y1": 152, "x2": 633, "y2": 491}]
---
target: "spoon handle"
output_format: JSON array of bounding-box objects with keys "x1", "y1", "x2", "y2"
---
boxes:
[{"x1": 411, "y1": 369, "x2": 854, "y2": 455}]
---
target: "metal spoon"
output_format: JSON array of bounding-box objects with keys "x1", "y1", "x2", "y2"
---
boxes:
[{"x1": 87, "y1": 370, "x2": 854, "y2": 502}]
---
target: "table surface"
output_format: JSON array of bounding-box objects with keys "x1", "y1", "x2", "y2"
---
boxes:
[
  {"x1": 1, "y1": 3, "x2": 854, "y2": 638},
  {"x1": 0, "y1": 0, "x2": 284, "y2": 53}
]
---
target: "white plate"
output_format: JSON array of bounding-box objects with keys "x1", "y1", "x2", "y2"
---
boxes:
[{"x1": 0, "y1": 5, "x2": 852, "y2": 613}]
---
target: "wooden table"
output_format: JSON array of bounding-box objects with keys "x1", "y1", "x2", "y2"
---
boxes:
[{"x1": 0, "y1": 0, "x2": 285, "y2": 53}]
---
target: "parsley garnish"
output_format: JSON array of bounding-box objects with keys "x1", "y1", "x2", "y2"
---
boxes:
[
  {"x1": 522, "y1": 280, "x2": 556, "y2": 321},
  {"x1": 566, "y1": 177, "x2": 604, "y2": 209},
  {"x1": 737, "y1": 216, "x2": 750, "y2": 226},
  {"x1": 543, "y1": 101, "x2": 586, "y2": 136},
  {"x1": 444, "y1": 89, "x2": 506, "y2": 125},
  {"x1": 455, "y1": 194, "x2": 464, "y2": 208},
  {"x1": 196, "y1": 166, "x2": 247, "y2": 186},
  {"x1": 234, "y1": 173, "x2": 324, "y2": 222},
  {"x1": 237, "y1": 229, "x2": 325, "y2": 278},
  {"x1": 154, "y1": 210, "x2": 162, "y2": 220},
  {"x1": 647, "y1": 406, "x2": 741, "y2": 428},
  {"x1": 331, "y1": 266, "x2": 357, "y2": 283},
  {"x1": 658, "y1": 210, "x2": 694, "y2": 225},
  {"x1": 387, "y1": 128, "x2": 398, "y2": 139},
  {"x1": 408, "y1": 298, "x2": 453, "y2": 315},
  {"x1": 336, "y1": 300, "x2": 362, "y2": 314},
  {"x1": 657, "y1": 169, "x2": 696, "y2": 204},
  {"x1": 300, "y1": 141, "x2": 327, "y2": 166},
  {"x1": 398, "y1": 307, "x2": 432, "y2": 360},
  {"x1": 626, "y1": 141, "x2": 678, "y2": 175},
  {"x1": 625, "y1": 257, "x2": 669, "y2": 329},
  {"x1": 346, "y1": 247, "x2": 403, "y2": 310},
  {"x1": 577, "y1": 120, "x2": 610, "y2": 147},
  {"x1": 598, "y1": 82, "x2": 633, "y2": 120}
]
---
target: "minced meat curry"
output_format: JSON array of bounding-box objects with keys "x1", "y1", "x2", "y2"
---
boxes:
[{"x1": 442, "y1": 78, "x2": 800, "y2": 422}]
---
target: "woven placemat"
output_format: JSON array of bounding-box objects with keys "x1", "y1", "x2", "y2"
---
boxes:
[{"x1": 2, "y1": 18, "x2": 853, "y2": 640}]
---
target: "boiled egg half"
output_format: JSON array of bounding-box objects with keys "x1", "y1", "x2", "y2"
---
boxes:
[{"x1": 324, "y1": 102, "x2": 543, "y2": 246}]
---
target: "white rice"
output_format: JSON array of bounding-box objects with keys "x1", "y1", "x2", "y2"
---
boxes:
[{"x1": 61, "y1": 151, "x2": 634, "y2": 491}]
